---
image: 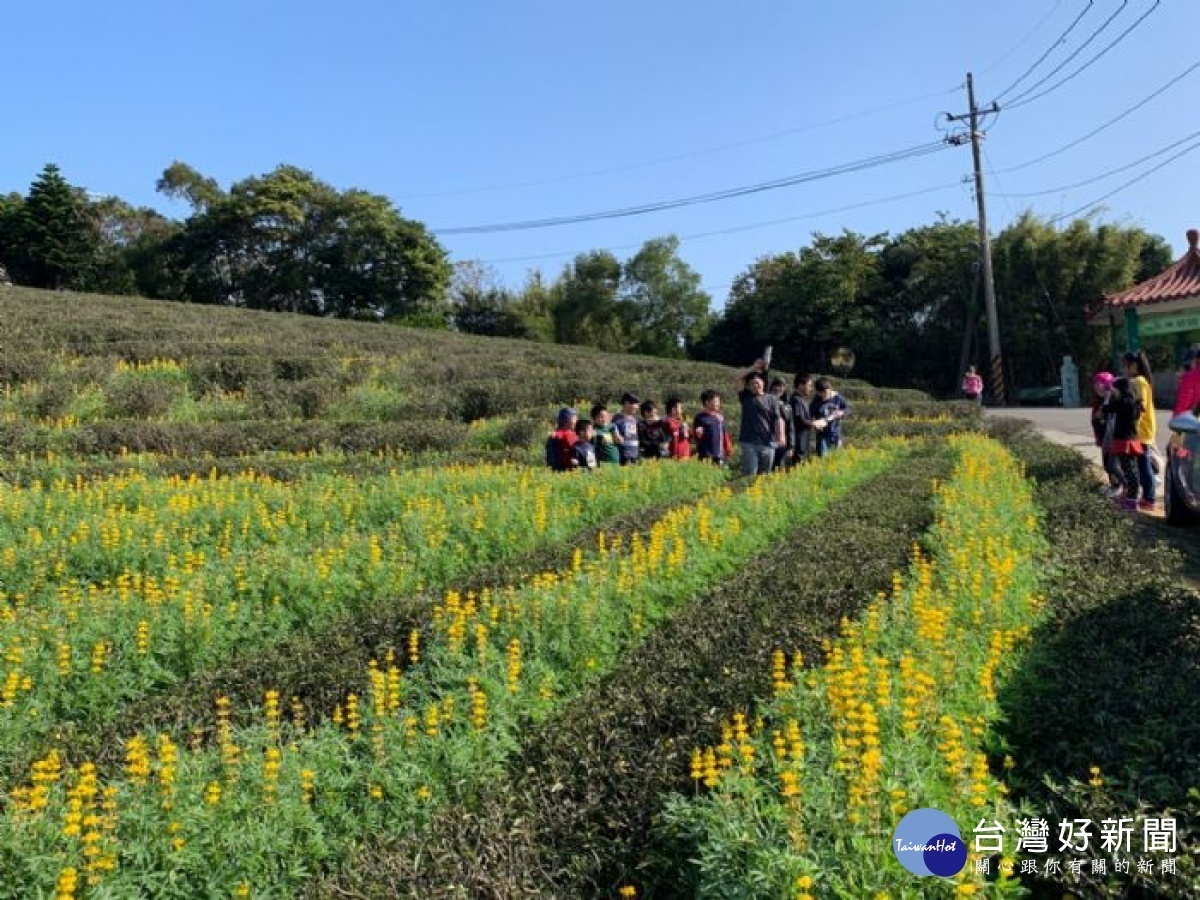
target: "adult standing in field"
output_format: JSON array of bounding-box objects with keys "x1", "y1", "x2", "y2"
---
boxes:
[
  {"x1": 734, "y1": 360, "x2": 786, "y2": 477},
  {"x1": 612, "y1": 392, "x2": 641, "y2": 466},
  {"x1": 790, "y1": 374, "x2": 815, "y2": 464},
  {"x1": 961, "y1": 365, "x2": 983, "y2": 405},
  {"x1": 1122, "y1": 351, "x2": 1158, "y2": 506}
]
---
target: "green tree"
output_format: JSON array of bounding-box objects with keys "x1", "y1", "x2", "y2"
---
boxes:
[
  {"x1": 553, "y1": 251, "x2": 625, "y2": 347},
  {"x1": 992, "y1": 213, "x2": 1173, "y2": 387},
  {"x1": 18, "y1": 164, "x2": 99, "y2": 290},
  {"x1": 619, "y1": 236, "x2": 712, "y2": 357},
  {"x1": 856, "y1": 219, "x2": 978, "y2": 393},
  {"x1": 87, "y1": 197, "x2": 181, "y2": 296},
  {"x1": 156, "y1": 161, "x2": 224, "y2": 213},
  {"x1": 162, "y1": 164, "x2": 450, "y2": 320},
  {"x1": 510, "y1": 270, "x2": 557, "y2": 342},
  {"x1": 0, "y1": 192, "x2": 24, "y2": 282},
  {"x1": 449, "y1": 262, "x2": 531, "y2": 337},
  {"x1": 699, "y1": 231, "x2": 884, "y2": 373}
]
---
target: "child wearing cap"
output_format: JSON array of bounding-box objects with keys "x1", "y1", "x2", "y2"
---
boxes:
[
  {"x1": 545, "y1": 407, "x2": 579, "y2": 472},
  {"x1": 612, "y1": 393, "x2": 641, "y2": 465},
  {"x1": 1091, "y1": 372, "x2": 1122, "y2": 496}
]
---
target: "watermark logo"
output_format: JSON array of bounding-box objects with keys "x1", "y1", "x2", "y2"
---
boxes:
[{"x1": 893, "y1": 808, "x2": 967, "y2": 877}]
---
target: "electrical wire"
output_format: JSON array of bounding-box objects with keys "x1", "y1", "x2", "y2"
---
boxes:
[
  {"x1": 432, "y1": 140, "x2": 950, "y2": 235},
  {"x1": 395, "y1": 88, "x2": 960, "y2": 202},
  {"x1": 994, "y1": 127, "x2": 1200, "y2": 198},
  {"x1": 993, "y1": 1, "x2": 1093, "y2": 101},
  {"x1": 983, "y1": 148, "x2": 1077, "y2": 359},
  {"x1": 479, "y1": 181, "x2": 963, "y2": 265},
  {"x1": 1047, "y1": 135, "x2": 1200, "y2": 225},
  {"x1": 1003, "y1": 0, "x2": 1162, "y2": 111},
  {"x1": 995, "y1": 58, "x2": 1200, "y2": 174},
  {"x1": 978, "y1": 0, "x2": 1067, "y2": 77},
  {"x1": 1000, "y1": 0, "x2": 1130, "y2": 106}
]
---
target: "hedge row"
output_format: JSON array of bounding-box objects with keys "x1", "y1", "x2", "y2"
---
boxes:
[
  {"x1": 989, "y1": 419, "x2": 1200, "y2": 898},
  {"x1": 306, "y1": 444, "x2": 953, "y2": 898}
]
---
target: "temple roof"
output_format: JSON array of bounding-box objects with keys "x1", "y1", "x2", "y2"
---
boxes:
[{"x1": 1090, "y1": 229, "x2": 1200, "y2": 321}]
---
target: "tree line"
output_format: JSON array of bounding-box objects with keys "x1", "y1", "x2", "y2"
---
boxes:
[{"x1": 0, "y1": 162, "x2": 1174, "y2": 394}]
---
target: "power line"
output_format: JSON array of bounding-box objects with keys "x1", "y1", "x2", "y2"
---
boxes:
[
  {"x1": 996, "y1": 57, "x2": 1200, "y2": 174},
  {"x1": 984, "y1": 148, "x2": 1078, "y2": 360},
  {"x1": 432, "y1": 140, "x2": 950, "y2": 235},
  {"x1": 999, "y1": 0, "x2": 1129, "y2": 106},
  {"x1": 479, "y1": 181, "x2": 963, "y2": 265},
  {"x1": 1047, "y1": 135, "x2": 1200, "y2": 225},
  {"x1": 993, "y1": 1, "x2": 1093, "y2": 101},
  {"x1": 979, "y1": 0, "x2": 1067, "y2": 77},
  {"x1": 1004, "y1": 0, "x2": 1163, "y2": 111},
  {"x1": 395, "y1": 88, "x2": 960, "y2": 202},
  {"x1": 994, "y1": 127, "x2": 1200, "y2": 198}
]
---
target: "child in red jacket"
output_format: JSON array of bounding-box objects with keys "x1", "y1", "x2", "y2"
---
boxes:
[{"x1": 664, "y1": 397, "x2": 692, "y2": 460}]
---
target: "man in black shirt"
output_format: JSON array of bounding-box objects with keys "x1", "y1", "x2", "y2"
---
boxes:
[{"x1": 734, "y1": 360, "x2": 786, "y2": 477}]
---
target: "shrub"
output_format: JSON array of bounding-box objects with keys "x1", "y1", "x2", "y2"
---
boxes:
[{"x1": 105, "y1": 377, "x2": 180, "y2": 420}]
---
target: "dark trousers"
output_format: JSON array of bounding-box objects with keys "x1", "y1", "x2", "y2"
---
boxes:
[
  {"x1": 1119, "y1": 454, "x2": 1141, "y2": 500},
  {"x1": 1135, "y1": 449, "x2": 1156, "y2": 502},
  {"x1": 1101, "y1": 451, "x2": 1123, "y2": 489}
]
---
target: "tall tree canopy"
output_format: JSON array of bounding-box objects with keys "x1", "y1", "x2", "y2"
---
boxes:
[
  {"x1": 2, "y1": 164, "x2": 100, "y2": 290},
  {"x1": 620, "y1": 236, "x2": 712, "y2": 358},
  {"x1": 693, "y1": 216, "x2": 1174, "y2": 394},
  {"x1": 162, "y1": 163, "x2": 452, "y2": 321}
]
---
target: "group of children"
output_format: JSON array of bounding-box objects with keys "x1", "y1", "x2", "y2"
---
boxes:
[
  {"x1": 545, "y1": 371, "x2": 850, "y2": 474},
  {"x1": 1090, "y1": 350, "x2": 1160, "y2": 510},
  {"x1": 545, "y1": 391, "x2": 727, "y2": 472}
]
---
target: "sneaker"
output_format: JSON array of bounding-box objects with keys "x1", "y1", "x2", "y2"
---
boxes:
[
  {"x1": 1137, "y1": 499, "x2": 1159, "y2": 512},
  {"x1": 1119, "y1": 498, "x2": 1138, "y2": 510},
  {"x1": 1103, "y1": 486, "x2": 1123, "y2": 498}
]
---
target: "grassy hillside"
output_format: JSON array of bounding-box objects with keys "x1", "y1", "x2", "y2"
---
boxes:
[{"x1": 0, "y1": 285, "x2": 951, "y2": 469}]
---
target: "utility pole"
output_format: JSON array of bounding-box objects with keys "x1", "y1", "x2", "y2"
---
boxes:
[{"x1": 945, "y1": 73, "x2": 1005, "y2": 405}]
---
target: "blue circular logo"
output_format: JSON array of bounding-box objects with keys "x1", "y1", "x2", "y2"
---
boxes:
[{"x1": 892, "y1": 808, "x2": 967, "y2": 877}]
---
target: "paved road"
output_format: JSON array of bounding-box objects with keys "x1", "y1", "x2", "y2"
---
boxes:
[{"x1": 984, "y1": 406, "x2": 1173, "y2": 469}]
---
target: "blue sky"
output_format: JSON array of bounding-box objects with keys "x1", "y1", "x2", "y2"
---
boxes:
[{"x1": 2, "y1": 1, "x2": 1196, "y2": 307}]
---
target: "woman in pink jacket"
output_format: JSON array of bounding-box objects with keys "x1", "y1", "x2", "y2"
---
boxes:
[
  {"x1": 961, "y1": 366, "x2": 984, "y2": 404},
  {"x1": 1173, "y1": 347, "x2": 1200, "y2": 416}
]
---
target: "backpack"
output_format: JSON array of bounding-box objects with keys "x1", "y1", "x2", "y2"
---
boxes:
[{"x1": 545, "y1": 432, "x2": 573, "y2": 472}]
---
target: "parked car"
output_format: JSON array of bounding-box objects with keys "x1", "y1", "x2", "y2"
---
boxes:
[
  {"x1": 1016, "y1": 385, "x2": 1063, "y2": 406},
  {"x1": 1164, "y1": 412, "x2": 1200, "y2": 525}
]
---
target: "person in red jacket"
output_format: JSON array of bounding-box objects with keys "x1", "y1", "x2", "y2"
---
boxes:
[
  {"x1": 663, "y1": 397, "x2": 692, "y2": 459},
  {"x1": 545, "y1": 407, "x2": 579, "y2": 471},
  {"x1": 1173, "y1": 347, "x2": 1200, "y2": 415}
]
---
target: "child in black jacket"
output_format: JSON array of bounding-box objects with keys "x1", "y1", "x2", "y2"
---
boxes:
[{"x1": 1105, "y1": 378, "x2": 1145, "y2": 508}]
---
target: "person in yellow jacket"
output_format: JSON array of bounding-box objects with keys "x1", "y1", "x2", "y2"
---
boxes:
[{"x1": 1122, "y1": 351, "x2": 1158, "y2": 508}]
